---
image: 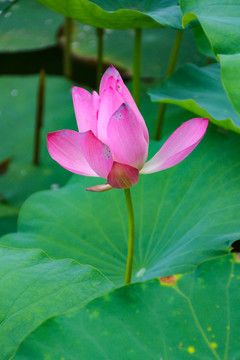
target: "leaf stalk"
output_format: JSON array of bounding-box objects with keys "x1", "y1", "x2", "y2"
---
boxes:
[
  {"x1": 132, "y1": 28, "x2": 142, "y2": 108},
  {"x1": 33, "y1": 69, "x2": 45, "y2": 166},
  {"x1": 96, "y1": 28, "x2": 104, "y2": 89},
  {"x1": 63, "y1": 17, "x2": 72, "y2": 78},
  {"x1": 154, "y1": 29, "x2": 183, "y2": 140}
]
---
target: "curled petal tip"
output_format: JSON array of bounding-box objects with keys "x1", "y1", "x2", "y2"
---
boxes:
[
  {"x1": 109, "y1": 64, "x2": 117, "y2": 71},
  {"x1": 100, "y1": 65, "x2": 149, "y2": 144}
]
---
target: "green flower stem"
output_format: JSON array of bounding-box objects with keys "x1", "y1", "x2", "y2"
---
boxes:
[
  {"x1": 63, "y1": 17, "x2": 72, "y2": 78},
  {"x1": 132, "y1": 28, "x2": 142, "y2": 108},
  {"x1": 124, "y1": 188, "x2": 135, "y2": 285},
  {"x1": 96, "y1": 28, "x2": 104, "y2": 88},
  {"x1": 154, "y1": 29, "x2": 183, "y2": 141},
  {"x1": 33, "y1": 69, "x2": 45, "y2": 166}
]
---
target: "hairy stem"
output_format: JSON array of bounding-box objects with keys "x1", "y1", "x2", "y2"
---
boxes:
[{"x1": 124, "y1": 188, "x2": 135, "y2": 285}]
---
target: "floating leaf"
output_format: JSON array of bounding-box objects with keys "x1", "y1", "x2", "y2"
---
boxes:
[
  {"x1": 0, "y1": 75, "x2": 75, "y2": 206},
  {"x1": 149, "y1": 63, "x2": 240, "y2": 133},
  {"x1": 36, "y1": 0, "x2": 182, "y2": 29},
  {"x1": 0, "y1": 0, "x2": 63, "y2": 51},
  {"x1": 0, "y1": 247, "x2": 113, "y2": 360},
  {"x1": 2, "y1": 129, "x2": 240, "y2": 285},
  {"x1": 14, "y1": 254, "x2": 240, "y2": 360}
]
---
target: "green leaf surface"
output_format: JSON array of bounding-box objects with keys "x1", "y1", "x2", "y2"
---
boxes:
[
  {"x1": 0, "y1": 0, "x2": 15, "y2": 14},
  {"x1": 15, "y1": 254, "x2": 240, "y2": 360},
  {"x1": 140, "y1": 85, "x2": 196, "y2": 139},
  {"x1": 180, "y1": 0, "x2": 240, "y2": 115},
  {"x1": 192, "y1": 24, "x2": 215, "y2": 59},
  {"x1": 71, "y1": 24, "x2": 206, "y2": 78},
  {"x1": 0, "y1": 0, "x2": 63, "y2": 51},
  {"x1": 0, "y1": 247, "x2": 113, "y2": 360},
  {"x1": 149, "y1": 63, "x2": 240, "y2": 133},
  {"x1": 220, "y1": 53, "x2": 240, "y2": 120},
  {"x1": 36, "y1": 0, "x2": 182, "y2": 29},
  {"x1": 2, "y1": 129, "x2": 240, "y2": 286},
  {"x1": 181, "y1": 0, "x2": 240, "y2": 56},
  {"x1": 0, "y1": 75, "x2": 76, "y2": 207},
  {"x1": 0, "y1": 204, "x2": 18, "y2": 236}
]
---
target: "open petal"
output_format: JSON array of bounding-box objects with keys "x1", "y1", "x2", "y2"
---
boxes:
[
  {"x1": 140, "y1": 118, "x2": 209, "y2": 174},
  {"x1": 107, "y1": 162, "x2": 139, "y2": 189},
  {"x1": 79, "y1": 131, "x2": 114, "y2": 179},
  {"x1": 100, "y1": 65, "x2": 149, "y2": 143},
  {"x1": 47, "y1": 130, "x2": 98, "y2": 177},
  {"x1": 72, "y1": 87, "x2": 99, "y2": 136},
  {"x1": 86, "y1": 184, "x2": 113, "y2": 192},
  {"x1": 107, "y1": 103, "x2": 148, "y2": 170},
  {"x1": 97, "y1": 87, "x2": 123, "y2": 143}
]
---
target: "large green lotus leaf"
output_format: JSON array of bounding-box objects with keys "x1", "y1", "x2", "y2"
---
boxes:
[
  {"x1": 0, "y1": 247, "x2": 113, "y2": 360},
  {"x1": 181, "y1": 0, "x2": 240, "y2": 56},
  {"x1": 180, "y1": 0, "x2": 240, "y2": 116},
  {"x1": 2, "y1": 128, "x2": 240, "y2": 286},
  {"x1": 71, "y1": 25, "x2": 206, "y2": 78},
  {"x1": 0, "y1": 0, "x2": 63, "y2": 51},
  {"x1": 149, "y1": 63, "x2": 240, "y2": 134},
  {"x1": 0, "y1": 75, "x2": 76, "y2": 206},
  {"x1": 14, "y1": 254, "x2": 240, "y2": 360},
  {"x1": 36, "y1": 0, "x2": 182, "y2": 29}
]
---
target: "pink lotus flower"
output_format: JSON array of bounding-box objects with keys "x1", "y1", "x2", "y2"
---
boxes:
[{"x1": 47, "y1": 66, "x2": 209, "y2": 192}]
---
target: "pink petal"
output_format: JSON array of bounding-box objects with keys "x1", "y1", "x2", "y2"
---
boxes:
[
  {"x1": 107, "y1": 162, "x2": 139, "y2": 189},
  {"x1": 79, "y1": 131, "x2": 113, "y2": 179},
  {"x1": 140, "y1": 118, "x2": 209, "y2": 174},
  {"x1": 47, "y1": 130, "x2": 98, "y2": 177},
  {"x1": 99, "y1": 65, "x2": 120, "y2": 95},
  {"x1": 107, "y1": 103, "x2": 148, "y2": 170},
  {"x1": 97, "y1": 87, "x2": 123, "y2": 143},
  {"x1": 72, "y1": 87, "x2": 99, "y2": 136},
  {"x1": 100, "y1": 65, "x2": 149, "y2": 143},
  {"x1": 86, "y1": 184, "x2": 113, "y2": 192}
]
